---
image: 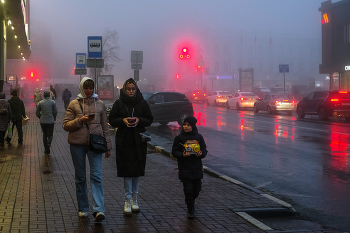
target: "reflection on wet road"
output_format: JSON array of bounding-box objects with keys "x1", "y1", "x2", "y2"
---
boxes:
[{"x1": 149, "y1": 103, "x2": 350, "y2": 231}]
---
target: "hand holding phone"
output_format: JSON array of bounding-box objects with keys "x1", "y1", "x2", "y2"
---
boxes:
[{"x1": 88, "y1": 114, "x2": 95, "y2": 120}]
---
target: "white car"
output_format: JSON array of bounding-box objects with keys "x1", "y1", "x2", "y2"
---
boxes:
[
  {"x1": 206, "y1": 91, "x2": 232, "y2": 106},
  {"x1": 227, "y1": 92, "x2": 259, "y2": 110}
]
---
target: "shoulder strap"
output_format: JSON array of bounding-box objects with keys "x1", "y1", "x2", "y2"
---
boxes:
[{"x1": 78, "y1": 100, "x2": 90, "y2": 130}]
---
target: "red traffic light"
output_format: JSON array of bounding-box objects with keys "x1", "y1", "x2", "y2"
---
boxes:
[{"x1": 179, "y1": 47, "x2": 191, "y2": 60}]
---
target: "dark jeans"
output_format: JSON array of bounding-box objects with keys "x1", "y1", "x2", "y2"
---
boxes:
[
  {"x1": 64, "y1": 100, "x2": 70, "y2": 110},
  {"x1": 7, "y1": 120, "x2": 23, "y2": 143},
  {"x1": 181, "y1": 179, "x2": 202, "y2": 208},
  {"x1": 0, "y1": 131, "x2": 5, "y2": 145},
  {"x1": 40, "y1": 123, "x2": 54, "y2": 147}
]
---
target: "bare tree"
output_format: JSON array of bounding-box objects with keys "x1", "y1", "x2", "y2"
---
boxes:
[{"x1": 89, "y1": 28, "x2": 121, "y2": 77}]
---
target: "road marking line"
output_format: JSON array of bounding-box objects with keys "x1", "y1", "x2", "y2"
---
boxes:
[
  {"x1": 261, "y1": 194, "x2": 296, "y2": 212},
  {"x1": 235, "y1": 212, "x2": 272, "y2": 230},
  {"x1": 220, "y1": 175, "x2": 243, "y2": 185},
  {"x1": 255, "y1": 181, "x2": 272, "y2": 188}
]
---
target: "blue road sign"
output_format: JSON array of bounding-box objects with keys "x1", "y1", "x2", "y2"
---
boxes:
[
  {"x1": 76, "y1": 53, "x2": 86, "y2": 69},
  {"x1": 279, "y1": 64, "x2": 289, "y2": 73},
  {"x1": 87, "y1": 36, "x2": 102, "y2": 58}
]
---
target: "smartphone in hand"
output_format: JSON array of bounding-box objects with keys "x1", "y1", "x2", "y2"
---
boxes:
[{"x1": 88, "y1": 114, "x2": 95, "y2": 119}]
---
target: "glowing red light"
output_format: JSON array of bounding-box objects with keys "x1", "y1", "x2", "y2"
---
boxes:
[
  {"x1": 331, "y1": 99, "x2": 339, "y2": 102},
  {"x1": 339, "y1": 91, "x2": 348, "y2": 93},
  {"x1": 183, "y1": 48, "x2": 187, "y2": 53}
]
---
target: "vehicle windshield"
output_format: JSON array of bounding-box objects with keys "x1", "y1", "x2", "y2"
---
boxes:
[
  {"x1": 142, "y1": 92, "x2": 154, "y2": 100},
  {"x1": 241, "y1": 93, "x2": 257, "y2": 97},
  {"x1": 219, "y1": 92, "x2": 230, "y2": 95}
]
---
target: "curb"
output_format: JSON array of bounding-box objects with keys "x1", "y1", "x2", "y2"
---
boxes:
[{"x1": 147, "y1": 142, "x2": 296, "y2": 213}]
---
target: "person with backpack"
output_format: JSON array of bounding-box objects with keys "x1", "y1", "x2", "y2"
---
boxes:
[
  {"x1": 0, "y1": 92, "x2": 12, "y2": 147},
  {"x1": 6, "y1": 90, "x2": 26, "y2": 145}
]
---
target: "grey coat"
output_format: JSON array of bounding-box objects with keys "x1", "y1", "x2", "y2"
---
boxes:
[
  {"x1": 0, "y1": 100, "x2": 12, "y2": 131},
  {"x1": 36, "y1": 97, "x2": 57, "y2": 124}
]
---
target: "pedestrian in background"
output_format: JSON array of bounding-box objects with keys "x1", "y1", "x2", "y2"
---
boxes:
[
  {"x1": 63, "y1": 77, "x2": 111, "y2": 222},
  {"x1": 36, "y1": 91, "x2": 57, "y2": 155},
  {"x1": 109, "y1": 78, "x2": 153, "y2": 215},
  {"x1": 171, "y1": 116, "x2": 207, "y2": 219},
  {"x1": 34, "y1": 88, "x2": 43, "y2": 108},
  {"x1": 0, "y1": 92, "x2": 12, "y2": 147},
  {"x1": 6, "y1": 90, "x2": 26, "y2": 145},
  {"x1": 46, "y1": 88, "x2": 55, "y2": 100},
  {"x1": 62, "y1": 87, "x2": 72, "y2": 110},
  {"x1": 50, "y1": 85, "x2": 57, "y2": 100}
]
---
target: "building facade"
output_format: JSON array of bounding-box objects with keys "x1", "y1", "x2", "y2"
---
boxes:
[{"x1": 319, "y1": 0, "x2": 350, "y2": 91}]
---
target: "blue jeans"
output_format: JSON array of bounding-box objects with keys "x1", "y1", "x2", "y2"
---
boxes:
[
  {"x1": 124, "y1": 177, "x2": 139, "y2": 199},
  {"x1": 70, "y1": 144, "x2": 104, "y2": 213}
]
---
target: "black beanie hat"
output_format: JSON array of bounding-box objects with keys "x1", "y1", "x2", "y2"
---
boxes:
[{"x1": 183, "y1": 116, "x2": 197, "y2": 129}]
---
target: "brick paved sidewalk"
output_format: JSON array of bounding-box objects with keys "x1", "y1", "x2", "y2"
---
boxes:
[{"x1": 0, "y1": 102, "x2": 340, "y2": 232}]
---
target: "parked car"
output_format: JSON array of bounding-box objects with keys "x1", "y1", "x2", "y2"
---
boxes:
[
  {"x1": 296, "y1": 90, "x2": 350, "y2": 121},
  {"x1": 254, "y1": 93, "x2": 296, "y2": 115},
  {"x1": 252, "y1": 87, "x2": 271, "y2": 98},
  {"x1": 185, "y1": 90, "x2": 207, "y2": 103},
  {"x1": 106, "y1": 92, "x2": 193, "y2": 126},
  {"x1": 227, "y1": 92, "x2": 259, "y2": 110},
  {"x1": 206, "y1": 91, "x2": 232, "y2": 106}
]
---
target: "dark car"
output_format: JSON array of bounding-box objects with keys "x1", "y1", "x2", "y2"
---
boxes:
[
  {"x1": 106, "y1": 92, "x2": 194, "y2": 126},
  {"x1": 143, "y1": 91, "x2": 194, "y2": 125},
  {"x1": 185, "y1": 90, "x2": 207, "y2": 103},
  {"x1": 296, "y1": 90, "x2": 350, "y2": 121}
]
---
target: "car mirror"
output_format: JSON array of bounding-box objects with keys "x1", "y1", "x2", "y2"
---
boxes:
[{"x1": 148, "y1": 100, "x2": 155, "y2": 105}]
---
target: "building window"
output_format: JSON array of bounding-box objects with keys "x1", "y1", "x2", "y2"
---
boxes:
[
  {"x1": 215, "y1": 62, "x2": 219, "y2": 72},
  {"x1": 344, "y1": 24, "x2": 350, "y2": 43}
]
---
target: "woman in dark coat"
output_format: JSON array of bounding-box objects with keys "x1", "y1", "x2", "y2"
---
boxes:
[
  {"x1": 109, "y1": 78, "x2": 153, "y2": 215},
  {"x1": 0, "y1": 92, "x2": 12, "y2": 146}
]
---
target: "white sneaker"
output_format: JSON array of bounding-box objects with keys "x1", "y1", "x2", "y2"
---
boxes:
[
  {"x1": 94, "y1": 212, "x2": 105, "y2": 222},
  {"x1": 78, "y1": 211, "x2": 88, "y2": 218}
]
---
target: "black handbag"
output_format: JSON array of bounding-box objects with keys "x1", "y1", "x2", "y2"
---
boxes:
[{"x1": 79, "y1": 101, "x2": 108, "y2": 153}]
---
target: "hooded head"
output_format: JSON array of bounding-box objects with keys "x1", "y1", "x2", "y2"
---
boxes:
[
  {"x1": 122, "y1": 78, "x2": 138, "y2": 97},
  {"x1": 183, "y1": 116, "x2": 197, "y2": 131},
  {"x1": 44, "y1": 91, "x2": 50, "y2": 98},
  {"x1": 0, "y1": 92, "x2": 5, "y2": 99},
  {"x1": 11, "y1": 90, "x2": 17, "y2": 96},
  {"x1": 35, "y1": 88, "x2": 40, "y2": 92},
  {"x1": 77, "y1": 77, "x2": 98, "y2": 99}
]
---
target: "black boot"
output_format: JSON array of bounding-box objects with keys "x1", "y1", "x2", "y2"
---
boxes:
[{"x1": 187, "y1": 204, "x2": 194, "y2": 219}]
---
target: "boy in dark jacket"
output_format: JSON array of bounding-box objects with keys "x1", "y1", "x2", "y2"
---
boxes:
[{"x1": 172, "y1": 116, "x2": 207, "y2": 219}]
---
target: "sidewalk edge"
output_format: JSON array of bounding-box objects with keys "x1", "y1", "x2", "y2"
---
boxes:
[{"x1": 147, "y1": 141, "x2": 296, "y2": 213}]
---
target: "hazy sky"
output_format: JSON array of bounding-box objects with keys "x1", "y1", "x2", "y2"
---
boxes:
[{"x1": 30, "y1": 0, "x2": 339, "y2": 84}]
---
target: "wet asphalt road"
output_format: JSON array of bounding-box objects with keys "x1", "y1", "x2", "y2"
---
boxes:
[{"x1": 147, "y1": 102, "x2": 350, "y2": 232}]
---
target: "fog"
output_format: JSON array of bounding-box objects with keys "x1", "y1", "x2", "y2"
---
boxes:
[{"x1": 19, "y1": 0, "x2": 341, "y2": 91}]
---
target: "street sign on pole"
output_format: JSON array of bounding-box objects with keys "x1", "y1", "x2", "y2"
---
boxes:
[
  {"x1": 279, "y1": 64, "x2": 289, "y2": 93},
  {"x1": 87, "y1": 58, "x2": 104, "y2": 68},
  {"x1": 131, "y1": 64, "x2": 142, "y2": 70},
  {"x1": 131, "y1": 51, "x2": 143, "y2": 64},
  {"x1": 87, "y1": 36, "x2": 103, "y2": 58},
  {"x1": 76, "y1": 53, "x2": 86, "y2": 69}
]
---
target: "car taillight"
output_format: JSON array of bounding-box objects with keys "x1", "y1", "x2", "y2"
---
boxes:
[
  {"x1": 193, "y1": 94, "x2": 195, "y2": 96},
  {"x1": 218, "y1": 96, "x2": 222, "y2": 98},
  {"x1": 339, "y1": 91, "x2": 348, "y2": 93},
  {"x1": 275, "y1": 100, "x2": 281, "y2": 105},
  {"x1": 32, "y1": 95, "x2": 34, "y2": 98},
  {"x1": 240, "y1": 97, "x2": 246, "y2": 100},
  {"x1": 204, "y1": 94, "x2": 206, "y2": 96},
  {"x1": 291, "y1": 100, "x2": 295, "y2": 105},
  {"x1": 331, "y1": 99, "x2": 339, "y2": 102}
]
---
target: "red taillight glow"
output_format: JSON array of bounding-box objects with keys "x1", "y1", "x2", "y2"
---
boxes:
[
  {"x1": 339, "y1": 91, "x2": 348, "y2": 93},
  {"x1": 218, "y1": 96, "x2": 222, "y2": 98},
  {"x1": 275, "y1": 100, "x2": 281, "y2": 105},
  {"x1": 204, "y1": 94, "x2": 206, "y2": 96},
  {"x1": 240, "y1": 97, "x2": 247, "y2": 100},
  {"x1": 331, "y1": 99, "x2": 339, "y2": 102},
  {"x1": 193, "y1": 94, "x2": 195, "y2": 96},
  {"x1": 292, "y1": 100, "x2": 295, "y2": 105}
]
